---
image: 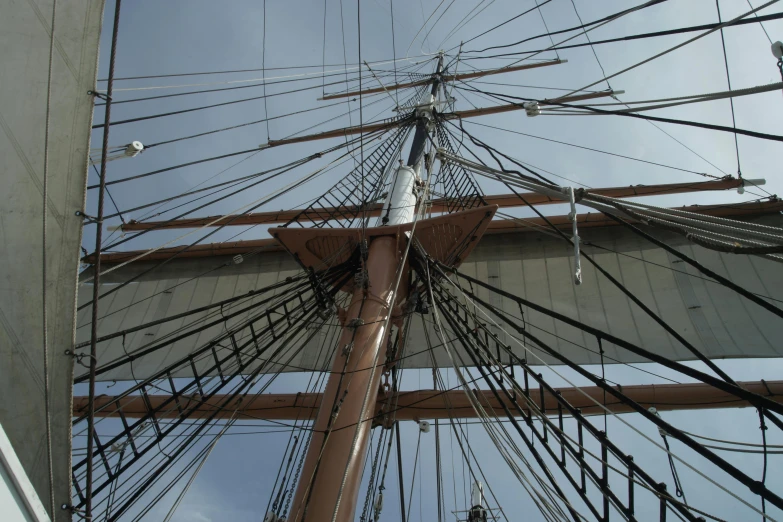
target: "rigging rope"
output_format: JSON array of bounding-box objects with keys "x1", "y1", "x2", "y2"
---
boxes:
[
  {"x1": 558, "y1": 0, "x2": 780, "y2": 98},
  {"x1": 715, "y1": 0, "x2": 742, "y2": 178},
  {"x1": 431, "y1": 261, "x2": 780, "y2": 519},
  {"x1": 453, "y1": 82, "x2": 783, "y2": 143},
  {"x1": 462, "y1": 118, "x2": 717, "y2": 179},
  {"x1": 98, "y1": 55, "x2": 431, "y2": 82},
  {"x1": 41, "y1": 0, "x2": 58, "y2": 516},
  {"x1": 84, "y1": 2, "x2": 123, "y2": 518},
  {"x1": 463, "y1": 11, "x2": 783, "y2": 59}
]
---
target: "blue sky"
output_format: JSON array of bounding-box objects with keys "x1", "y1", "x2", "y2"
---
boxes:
[{"x1": 82, "y1": 0, "x2": 783, "y2": 520}]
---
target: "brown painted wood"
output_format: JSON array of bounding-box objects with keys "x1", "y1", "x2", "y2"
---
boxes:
[
  {"x1": 319, "y1": 60, "x2": 565, "y2": 100},
  {"x1": 76, "y1": 380, "x2": 783, "y2": 421},
  {"x1": 265, "y1": 85, "x2": 613, "y2": 147},
  {"x1": 117, "y1": 178, "x2": 743, "y2": 232},
  {"x1": 90, "y1": 198, "x2": 782, "y2": 265}
]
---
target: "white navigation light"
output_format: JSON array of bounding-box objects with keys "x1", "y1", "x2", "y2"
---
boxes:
[{"x1": 772, "y1": 41, "x2": 783, "y2": 59}]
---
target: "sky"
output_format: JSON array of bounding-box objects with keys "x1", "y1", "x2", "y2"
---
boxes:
[{"x1": 81, "y1": 0, "x2": 783, "y2": 520}]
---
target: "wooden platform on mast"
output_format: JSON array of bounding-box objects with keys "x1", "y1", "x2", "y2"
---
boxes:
[{"x1": 269, "y1": 204, "x2": 498, "y2": 272}]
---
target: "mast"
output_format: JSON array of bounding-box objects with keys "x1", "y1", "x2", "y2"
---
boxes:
[{"x1": 283, "y1": 53, "x2": 445, "y2": 522}]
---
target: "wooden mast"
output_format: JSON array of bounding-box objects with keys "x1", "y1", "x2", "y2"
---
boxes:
[{"x1": 278, "y1": 53, "x2": 447, "y2": 522}]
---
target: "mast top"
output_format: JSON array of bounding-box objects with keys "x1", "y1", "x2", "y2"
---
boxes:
[{"x1": 469, "y1": 481, "x2": 488, "y2": 522}]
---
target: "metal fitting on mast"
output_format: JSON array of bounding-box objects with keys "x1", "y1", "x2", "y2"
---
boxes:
[
  {"x1": 522, "y1": 101, "x2": 541, "y2": 117},
  {"x1": 468, "y1": 481, "x2": 488, "y2": 522}
]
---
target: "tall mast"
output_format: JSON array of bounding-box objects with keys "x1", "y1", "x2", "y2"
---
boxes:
[{"x1": 283, "y1": 54, "x2": 444, "y2": 522}]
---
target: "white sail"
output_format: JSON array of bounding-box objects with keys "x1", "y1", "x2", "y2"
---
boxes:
[
  {"x1": 76, "y1": 214, "x2": 783, "y2": 382},
  {"x1": 0, "y1": 0, "x2": 104, "y2": 518}
]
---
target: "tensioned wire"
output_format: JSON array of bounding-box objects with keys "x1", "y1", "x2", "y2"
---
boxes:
[
  {"x1": 75, "y1": 250, "x2": 356, "y2": 395},
  {"x1": 556, "y1": 0, "x2": 781, "y2": 98},
  {"x1": 77, "y1": 288, "x2": 346, "y2": 414},
  {"x1": 424, "y1": 267, "x2": 576, "y2": 522},
  {"x1": 84, "y1": 302, "x2": 338, "y2": 516},
  {"x1": 75, "y1": 279, "x2": 316, "y2": 381},
  {"x1": 268, "y1": 314, "x2": 343, "y2": 519},
  {"x1": 446, "y1": 114, "x2": 768, "y2": 202},
  {"x1": 76, "y1": 134, "x2": 383, "y2": 321},
  {"x1": 77, "y1": 296, "x2": 350, "y2": 464},
  {"x1": 493, "y1": 0, "x2": 664, "y2": 70},
  {"x1": 461, "y1": 11, "x2": 783, "y2": 58},
  {"x1": 450, "y1": 79, "x2": 783, "y2": 144},
  {"x1": 419, "y1": 236, "x2": 559, "y2": 519},
  {"x1": 449, "y1": 63, "x2": 733, "y2": 180},
  {"x1": 535, "y1": 82, "x2": 783, "y2": 115},
  {"x1": 97, "y1": 56, "x2": 437, "y2": 93},
  {"x1": 107, "y1": 91, "x2": 403, "y2": 226},
  {"x1": 462, "y1": 120, "x2": 721, "y2": 180},
  {"x1": 98, "y1": 55, "x2": 438, "y2": 82},
  {"x1": 446, "y1": 114, "x2": 777, "y2": 217},
  {"x1": 440, "y1": 0, "x2": 554, "y2": 51},
  {"x1": 438, "y1": 127, "x2": 777, "y2": 442},
  {"x1": 441, "y1": 117, "x2": 773, "y2": 205},
  {"x1": 443, "y1": 148, "x2": 783, "y2": 270},
  {"x1": 72, "y1": 275, "x2": 338, "y2": 438},
  {"x1": 97, "y1": 328, "x2": 324, "y2": 514},
  {"x1": 432, "y1": 307, "x2": 577, "y2": 521},
  {"x1": 96, "y1": 130, "x2": 386, "y2": 252},
  {"x1": 436, "y1": 269, "x2": 776, "y2": 520},
  {"x1": 91, "y1": 68, "x2": 404, "y2": 130},
  {"x1": 94, "y1": 66, "x2": 401, "y2": 106},
  {"x1": 429, "y1": 273, "x2": 706, "y2": 520},
  {"x1": 41, "y1": 0, "x2": 58, "y2": 516},
  {"x1": 429, "y1": 258, "x2": 590, "y2": 521},
  {"x1": 79, "y1": 140, "x2": 384, "y2": 284},
  {"x1": 431, "y1": 291, "x2": 725, "y2": 522},
  {"x1": 92, "y1": 74, "x2": 420, "y2": 248},
  {"x1": 423, "y1": 325, "x2": 510, "y2": 521}
]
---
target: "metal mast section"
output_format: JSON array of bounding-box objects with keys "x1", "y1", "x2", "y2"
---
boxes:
[{"x1": 283, "y1": 54, "x2": 445, "y2": 522}]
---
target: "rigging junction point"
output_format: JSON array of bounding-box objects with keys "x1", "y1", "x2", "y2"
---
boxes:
[
  {"x1": 67, "y1": 43, "x2": 783, "y2": 522},
  {"x1": 7, "y1": 4, "x2": 783, "y2": 519}
]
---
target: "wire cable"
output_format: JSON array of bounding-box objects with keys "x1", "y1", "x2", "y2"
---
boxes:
[
  {"x1": 715, "y1": 0, "x2": 742, "y2": 178},
  {"x1": 454, "y1": 82, "x2": 783, "y2": 143},
  {"x1": 558, "y1": 0, "x2": 780, "y2": 98},
  {"x1": 41, "y1": 0, "x2": 58, "y2": 516},
  {"x1": 466, "y1": 0, "x2": 669, "y2": 54}
]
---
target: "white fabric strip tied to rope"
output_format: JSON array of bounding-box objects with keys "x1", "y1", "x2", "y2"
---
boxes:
[{"x1": 567, "y1": 187, "x2": 582, "y2": 285}]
